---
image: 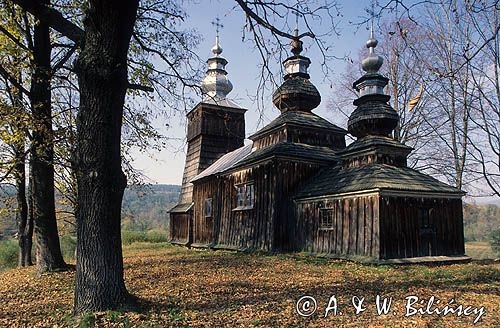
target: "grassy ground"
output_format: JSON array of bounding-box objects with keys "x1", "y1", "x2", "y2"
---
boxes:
[
  {"x1": 0, "y1": 243, "x2": 498, "y2": 327},
  {"x1": 465, "y1": 241, "x2": 498, "y2": 260}
]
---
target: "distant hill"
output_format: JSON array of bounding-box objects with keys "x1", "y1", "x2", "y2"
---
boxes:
[
  {"x1": 121, "y1": 184, "x2": 181, "y2": 231},
  {"x1": 0, "y1": 185, "x2": 17, "y2": 239},
  {"x1": 0, "y1": 184, "x2": 181, "y2": 239}
]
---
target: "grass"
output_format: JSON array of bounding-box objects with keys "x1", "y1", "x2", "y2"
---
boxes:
[
  {"x1": 0, "y1": 239, "x2": 17, "y2": 271},
  {"x1": 121, "y1": 229, "x2": 169, "y2": 245},
  {"x1": 60, "y1": 235, "x2": 77, "y2": 260},
  {"x1": 465, "y1": 241, "x2": 498, "y2": 259},
  {"x1": 0, "y1": 242, "x2": 498, "y2": 327},
  {"x1": 0, "y1": 230, "x2": 169, "y2": 269}
]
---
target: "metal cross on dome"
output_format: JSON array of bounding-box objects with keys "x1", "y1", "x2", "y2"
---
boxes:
[
  {"x1": 292, "y1": 1, "x2": 302, "y2": 35},
  {"x1": 368, "y1": 0, "x2": 376, "y2": 33},
  {"x1": 211, "y1": 17, "x2": 224, "y2": 38}
]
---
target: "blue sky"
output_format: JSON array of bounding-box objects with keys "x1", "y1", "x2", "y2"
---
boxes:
[{"x1": 130, "y1": 0, "x2": 374, "y2": 184}]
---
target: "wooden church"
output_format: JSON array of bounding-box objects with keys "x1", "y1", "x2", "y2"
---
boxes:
[{"x1": 169, "y1": 26, "x2": 468, "y2": 263}]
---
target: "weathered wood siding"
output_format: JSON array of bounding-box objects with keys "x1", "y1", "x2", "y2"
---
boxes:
[
  {"x1": 169, "y1": 212, "x2": 191, "y2": 244},
  {"x1": 204, "y1": 159, "x2": 327, "y2": 252},
  {"x1": 286, "y1": 126, "x2": 346, "y2": 150},
  {"x1": 216, "y1": 162, "x2": 276, "y2": 251},
  {"x1": 179, "y1": 103, "x2": 245, "y2": 204},
  {"x1": 295, "y1": 194, "x2": 380, "y2": 257},
  {"x1": 273, "y1": 161, "x2": 326, "y2": 252},
  {"x1": 192, "y1": 178, "x2": 220, "y2": 246},
  {"x1": 252, "y1": 126, "x2": 345, "y2": 151},
  {"x1": 379, "y1": 196, "x2": 465, "y2": 259}
]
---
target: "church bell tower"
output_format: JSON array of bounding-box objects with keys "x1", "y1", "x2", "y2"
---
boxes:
[{"x1": 170, "y1": 26, "x2": 246, "y2": 244}]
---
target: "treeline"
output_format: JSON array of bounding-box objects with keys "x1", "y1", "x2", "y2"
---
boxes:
[
  {"x1": 121, "y1": 185, "x2": 180, "y2": 231},
  {"x1": 463, "y1": 204, "x2": 500, "y2": 242},
  {"x1": 0, "y1": 184, "x2": 180, "y2": 239}
]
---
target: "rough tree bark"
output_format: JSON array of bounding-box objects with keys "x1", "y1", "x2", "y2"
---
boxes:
[
  {"x1": 73, "y1": 0, "x2": 139, "y2": 314},
  {"x1": 30, "y1": 0, "x2": 66, "y2": 273},
  {"x1": 13, "y1": 124, "x2": 30, "y2": 266},
  {"x1": 14, "y1": 115, "x2": 30, "y2": 267}
]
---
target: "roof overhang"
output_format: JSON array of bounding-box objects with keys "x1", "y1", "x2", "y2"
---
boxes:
[{"x1": 295, "y1": 188, "x2": 465, "y2": 203}]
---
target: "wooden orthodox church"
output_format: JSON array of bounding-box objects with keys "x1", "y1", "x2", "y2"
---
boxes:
[{"x1": 169, "y1": 27, "x2": 468, "y2": 263}]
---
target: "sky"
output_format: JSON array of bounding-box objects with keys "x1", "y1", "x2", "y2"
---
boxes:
[
  {"x1": 128, "y1": 0, "x2": 498, "y2": 205},
  {"x1": 130, "y1": 0, "x2": 371, "y2": 184}
]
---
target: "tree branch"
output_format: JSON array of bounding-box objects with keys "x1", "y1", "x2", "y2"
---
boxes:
[
  {"x1": 235, "y1": 0, "x2": 315, "y2": 40},
  {"x1": 11, "y1": 0, "x2": 84, "y2": 44},
  {"x1": 0, "y1": 64, "x2": 30, "y2": 96}
]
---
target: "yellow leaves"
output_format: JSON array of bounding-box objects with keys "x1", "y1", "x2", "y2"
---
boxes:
[{"x1": 0, "y1": 244, "x2": 499, "y2": 326}]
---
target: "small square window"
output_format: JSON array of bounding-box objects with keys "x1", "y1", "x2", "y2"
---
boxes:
[
  {"x1": 234, "y1": 182, "x2": 254, "y2": 210},
  {"x1": 320, "y1": 208, "x2": 335, "y2": 229},
  {"x1": 204, "y1": 198, "x2": 213, "y2": 218}
]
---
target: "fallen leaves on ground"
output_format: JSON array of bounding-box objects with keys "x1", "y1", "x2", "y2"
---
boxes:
[{"x1": 0, "y1": 243, "x2": 499, "y2": 327}]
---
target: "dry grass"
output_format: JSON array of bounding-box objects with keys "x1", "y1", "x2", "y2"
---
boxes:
[
  {"x1": 0, "y1": 242, "x2": 499, "y2": 327},
  {"x1": 465, "y1": 241, "x2": 498, "y2": 260}
]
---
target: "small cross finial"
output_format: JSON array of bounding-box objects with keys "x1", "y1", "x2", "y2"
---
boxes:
[
  {"x1": 211, "y1": 17, "x2": 224, "y2": 38},
  {"x1": 369, "y1": 0, "x2": 375, "y2": 39},
  {"x1": 292, "y1": 1, "x2": 302, "y2": 37}
]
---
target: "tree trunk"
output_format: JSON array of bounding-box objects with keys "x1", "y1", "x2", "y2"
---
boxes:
[
  {"x1": 30, "y1": 0, "x2": 66, "y2": 273},
  {"x1": 15, "y1": 143, "x2": 29, "y2": 267},
  {"x1": 25, "y1": 171, "x2": 34, "y2": 266},
  {"x1": 17, "y1": 163, "x2": 34, "y2": 267},
  {"x1": 10, "y1": 66, "x2": 31, "y2": 267},
  {"x1": 73, "y1": 0, "x2": 139, "y2": 314}
]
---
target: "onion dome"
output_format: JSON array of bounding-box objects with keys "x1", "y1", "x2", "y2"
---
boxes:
[
  {"x1": 272, "y1": 29, "x2": 321, "y2": 113},
  {"x1": 348, "y1": 26, "x2": 399, "y2": 138},
  {"x1": 201, "y1": 35, "x2": 233, "y2": 100}
]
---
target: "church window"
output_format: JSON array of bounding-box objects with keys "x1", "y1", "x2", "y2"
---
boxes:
[
  {"x1": 234, "y1": 183, "x2": 254, "y2": 210},
  {"x1": 320, "y1": 208, "x2": 335, "y2": 229},
  {"x1": 204, "y1": 198, "x2": 213, "y2": 218}
]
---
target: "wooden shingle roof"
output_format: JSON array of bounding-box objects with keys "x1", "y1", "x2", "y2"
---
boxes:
[
  {"x1": 340, "y1": 135, "x2": 413, "y2": 154},
  {"x1": 233, "y1": 142, "x2": 339, "y2": 169},
  {"x1": 191, "y1": 144, "x2": 253, "y2": 182},
  {"x1": 191, "y1": 141, "x2": 340, "y2": 183},
  {"x1": 296, "y1": 164, "x2": 463, "y2": 199},
  {"x1": 249, "y1": 111, "x2": 346, "y2": 140}
]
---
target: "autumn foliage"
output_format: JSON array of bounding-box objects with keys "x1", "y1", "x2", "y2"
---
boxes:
[{"x1": 0, "y1": 243, "x2": 499, "y2": 327}]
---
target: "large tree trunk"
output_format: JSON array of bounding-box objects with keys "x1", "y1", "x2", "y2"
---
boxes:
[
  {"x1": 73, "y1": 0, "x2": 139, "y2": 314},
  {"x1": 30, "y1": 0, "x2": 66, "y2": 273}
]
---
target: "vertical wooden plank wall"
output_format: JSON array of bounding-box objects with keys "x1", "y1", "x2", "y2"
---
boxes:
[
  {"x1": 169, "y1": 212, "x2": 191, "y2": 244},
  {"x1": 215, "y1": 162, "x2": 276, "y2": 251},
  {"x1": 273, "y1": 160, "x2": 325, "y2": 252},
  {"x1": 379, "y1": 196, "x2": 465, "y2": 259},
  {"x1": 295, "y1": 194, "x2": 380, "y2": 258},
  {"x1": 192, "y1": 178, "x2": 221, "y2": 246}
]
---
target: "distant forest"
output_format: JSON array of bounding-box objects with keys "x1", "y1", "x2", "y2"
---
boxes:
[
  {"x1": 0, "y1": 184, "x2": 180, "y2": 239},
  {"x1": 0, "y1": 184, "x2": 498, "y2": 241}
]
